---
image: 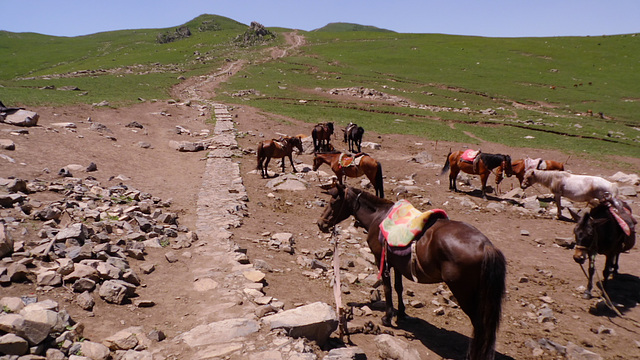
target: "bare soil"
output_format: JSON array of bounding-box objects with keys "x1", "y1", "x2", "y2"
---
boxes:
[{"x1": 1, "y1": 31, "x2": 639, "y2": 360}]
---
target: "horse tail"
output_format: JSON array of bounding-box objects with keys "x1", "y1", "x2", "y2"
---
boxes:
[
  {"x1": 469, "y1": 245, "x2": 506, "y2": 360},
  {"x1": 256, "y1": 142, "x2": 264, "y2": 170},
  {"x1": 439, "y1": 150, "x2": 452, "y2": 176},
  {"x1": 376, "y1": 162, "x2": 384, "y2": 198}
]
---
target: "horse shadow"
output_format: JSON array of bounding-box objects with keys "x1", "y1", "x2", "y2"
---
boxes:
[
  {"x1": 461, "y1": 188, "x2": 504, "y2": 202},
  {"x1": 590, "y1": 273, "x2": 640, "y2": 317},
  {"x1": 394, "y1": 316, "x2": 515, "y2": 360},
  {"x1": 346, "y1": 301, "x2": 514, "y2": 360}
]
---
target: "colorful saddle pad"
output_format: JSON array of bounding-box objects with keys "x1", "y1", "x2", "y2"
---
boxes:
[
  {"x1": 338, "y1": 153, "x2": 363, "y2": 168},
  {"x1": 379, "y1": 199, "x2": 448, "y2": 247},
  {"x1": 461, "y1": 149, "x2": 479, "y2": 162}
]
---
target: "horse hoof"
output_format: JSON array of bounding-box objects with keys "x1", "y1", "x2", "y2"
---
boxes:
[
  {"x1": 582, "y1": 292, "x2": 592, "y2": 300},
  {"x1": 381, "y1": 316, "x2": 392, "y2": 327}
]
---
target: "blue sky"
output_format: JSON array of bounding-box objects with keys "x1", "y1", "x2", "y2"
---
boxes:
[{"x1": 1, "y1": 0, "x2": 639, "y2": 38}]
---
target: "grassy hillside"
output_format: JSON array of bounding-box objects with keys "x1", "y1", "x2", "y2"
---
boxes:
[
  {"x1": 215, "y1": 31, "x2": 640, "y2": 158},
  {"x1": 0, "y1": 14, "x2": 278, "y2": 106},
  {"x1": 313, "y1": 22, "x2": 394, "y2": 33},
  {"x1": 0, "y1": 16, "x2": 638, "y2": 159}
]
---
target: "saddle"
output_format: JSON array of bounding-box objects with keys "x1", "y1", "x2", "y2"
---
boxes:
[
  {"x1": 378, "y1": 200, "x2": 448, "y2": 281},
  {"x1": 525, "y1": 157, "x2": 544, "y2": 171},
  {"x1": 338, "y1": 153, "x2": 364, "y2": 168}
]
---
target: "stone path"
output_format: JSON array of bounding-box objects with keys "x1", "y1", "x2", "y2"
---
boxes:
[{"x1": 170, "y1": 104, "x2": 322, "y2": 359}]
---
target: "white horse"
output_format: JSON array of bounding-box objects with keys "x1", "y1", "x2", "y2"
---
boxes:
[{"x1": 521, "y1": 169, "x2": 618, "y2": 219}]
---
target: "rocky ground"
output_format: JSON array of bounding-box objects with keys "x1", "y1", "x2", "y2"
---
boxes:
[{"x1": 2, "y1": 32, "x2": 640, "y2": 360}]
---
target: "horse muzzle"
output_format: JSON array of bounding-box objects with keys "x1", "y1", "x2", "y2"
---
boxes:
[{"x1": 573, "y1": 248, "x2": 587, "y2": 264}]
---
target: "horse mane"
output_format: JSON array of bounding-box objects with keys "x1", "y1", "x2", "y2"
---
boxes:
[
  {"x1": 351, "y1": 187, "x2": 393, "y2": 207},
  {"x1": 480, "y1": 153, "x2": 508, "y2": 170}
]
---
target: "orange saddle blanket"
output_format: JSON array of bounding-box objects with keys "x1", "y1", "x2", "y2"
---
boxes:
[{"x1": 338, "y1": 153, "x2": 363, "y2": 168}]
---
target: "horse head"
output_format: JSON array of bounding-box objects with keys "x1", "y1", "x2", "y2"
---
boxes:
[
  {"x1": 521, "y1": 169, "x2": 535, "y2": 189},
  {"x1": 291, "y1": 136, "x2": 304, "y2": 154},
  {"x1": 317, "y1": 182, "x2": 350, "y2": 232},
  {"x1": 326, "y1": 122, "x2": 334, "y2": 135},
  {"x1": 573, "y1": 210, "x2": 597, "y2": 264}
]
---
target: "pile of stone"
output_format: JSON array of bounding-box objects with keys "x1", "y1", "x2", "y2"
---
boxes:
[
  {"x1": 1, "y1": 176, "x2": 195, "y2": 307},
  {"x1": 0, "y1": 296, "x2": 161, "y2": 358}
]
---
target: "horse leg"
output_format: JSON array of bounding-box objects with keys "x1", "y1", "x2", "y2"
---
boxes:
[
  {"x1": 555, "y1": 194, "x2": 563, "y2": 219},
  {"x1": 449, "y1": 168, "x2": 459, "y2": 192},
  {"x1": 280, "y1": 156, "x2": 286, "y2": 173},
  {"x1": 480, "y1": 173, "x2": 488, "y2": 199},
  {"x1": 288, "y1": 155, "x2": 297, "y2": 173},
  {"x1": 584, "y1": 256, "x2": 596, "y2": 299},
  {"x1": 264, "y1": 157, "x2": 272, "y2": 178},
  {"x1": 381, "y1": 268, "x2": 394, "y2": 327},
  {"x1": 394, "y1": 269, "x2": 406, "y2": 321}
]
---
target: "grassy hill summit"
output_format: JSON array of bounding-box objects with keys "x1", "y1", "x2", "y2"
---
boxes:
[
  {"x1": 0, "y1": 14, "x2": 638, "y2": 158},
  {"x1": 313, "y1": 22, "x2": 395, "y2": 33}
]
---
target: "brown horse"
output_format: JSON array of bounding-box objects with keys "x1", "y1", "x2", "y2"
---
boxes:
[
  {"x1": 312, "y1": 122, "x2": 334, "y2": 152},
  {"x1": 440, "y1": 150, "x2": 512, "y2": 199},
  {"x1": 495, "y1": 158, "x2": 565, "y2": 190},
  {"x1": 313, "y1": 151, "x2": 384, "y2": 198},
  {"x1": 256, "y1": 136, "x2": 303, "y2": 178},
  {"x1": 573, "y1": 195, "x2": 636, "y2": 299},
  {"x1": 317, "y1": 184, "x2": 506, "y2": 360}
]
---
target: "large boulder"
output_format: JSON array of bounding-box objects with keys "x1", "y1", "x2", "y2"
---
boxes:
[
  {"x1": 261, "y1": 302, "x2": 338, "y2": 346},
  {"x1": 1, "y1": 109, "x2": 39, "y2": 127}
]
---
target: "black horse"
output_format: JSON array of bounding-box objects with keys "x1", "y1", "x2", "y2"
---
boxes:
[
  {"x1": 573, "y1": 194, "x2": 636, "y2": 299},
  {"x1": 343, "y1": 123, "x2": 365, "y2": 153}
]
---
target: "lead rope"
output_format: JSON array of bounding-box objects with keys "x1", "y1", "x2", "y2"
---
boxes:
[
  {"x1": 329, "y1": 188, "x2": 361, "y2": 344},
  {"x1": 577, "y1": 231, "x2": 640, "y2": 326}
]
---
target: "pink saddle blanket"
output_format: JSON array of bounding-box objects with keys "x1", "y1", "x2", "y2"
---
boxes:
[{"x1": 460, "y1": 149, "x2": 479, "y2": 162}]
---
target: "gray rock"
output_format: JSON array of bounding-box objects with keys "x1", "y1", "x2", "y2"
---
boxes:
[
  {"x1": 325, "y1": 347, "x2": 366, "y2": 360},
  {"x1": 2, "y1": 109, "x2": 39, "y2": 127},
  {"x1": 0, "y1": 223, "x2": 12, "y2": 258},
  {"x1": 0, "y1": 139, "x2": 15, "y2": 150},
  {"x1": 36, "y1": 270, "x2": 62, "y2": 287},
  {"x1": 75, "y1": 291, "x2": 95, "y2": 311},
  {"x1": 179, "y1": 318, "x2": 259, "y2": 347},
  {"x1": 80, "y1": 340, "x2": 110, "y2": 360},
  {"x1": 55, "y1": 223, "x2": 88, "y2": 243},
  {"x1": 0, "y1": 313, "x2": 51, "y2": 345},
  {"x1": 0, "y1": 333, "x2": 29, "y2": 355},
  {"x1": 0, "y1": 297, "x2": 25, "y2": 313},
  {"x1": 375, "y1": 333, "x2": 421, "y2": 359},
  {"x1": 265, "y1": 175, "x2": 308, "y2": 191},
  {"x1": 618, "y1": 186, "x2": 637, "y2": 197},
  {"x1": 72, "y1": 278, "x2": 96, "y2": 292},
  {"x1": 98, "y1": 280, "x2": 128, "y2": 304},
  {"x1": 261, "y1": 302, "x2": 338, "y2": 346}
]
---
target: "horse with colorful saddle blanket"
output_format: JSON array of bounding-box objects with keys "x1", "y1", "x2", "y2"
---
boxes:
[{"x1": 378, "y1": 199, "x2": 448, "y2": 281}]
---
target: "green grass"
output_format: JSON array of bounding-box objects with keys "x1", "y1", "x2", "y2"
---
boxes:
[{"x1": 1, "y1": 16, "x2": 639, "y2": 159}]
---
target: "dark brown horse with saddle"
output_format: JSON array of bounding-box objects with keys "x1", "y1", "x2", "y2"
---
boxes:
[
  {"x1": 256, "y1": 136, "x2": 303, "y2": 178},
  {"x1": 440, "y1": 149, "x2": 512, "y2": 199},
  {"x1": 317, "y1": 183, "x2": 506, "y2": 360},
  {"x1": 573, "y1": 194, "x2": 636, "y2": 299},
  {"x1": 312, "y1": 122, "x2": 334, "y2": 152}
]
